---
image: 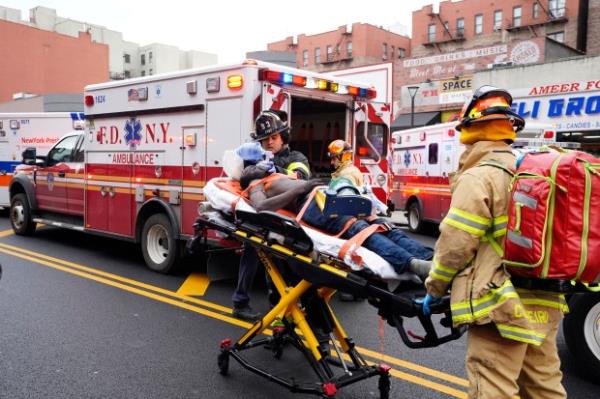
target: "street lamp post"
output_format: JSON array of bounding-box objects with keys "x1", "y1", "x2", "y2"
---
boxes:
[{"x1": 407, "y1": 86, "x2": 420, "y2": 128}]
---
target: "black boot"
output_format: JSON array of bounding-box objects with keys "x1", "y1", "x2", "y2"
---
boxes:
[{"x1": 233, "y1": 304, "x2": 261, "y2": 321}]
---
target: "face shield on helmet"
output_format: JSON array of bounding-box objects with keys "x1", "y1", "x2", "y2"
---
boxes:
[
  {"x1": 456, "y1": 85, "x2": 525, "y2": 132},
  {"x1": 250, "y1": 110, "x2": 290, "y2": 143},
  {"x1": 327, "y1": 139, "x2": 353, "y2": 163}
]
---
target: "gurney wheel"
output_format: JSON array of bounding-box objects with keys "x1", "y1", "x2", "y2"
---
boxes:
[
  {"x1": 378, "y1": 367, "x2": 391, "y2": 399},
  {"x1": 217, "y1": 349, "x2": 230, "y2": 375}
]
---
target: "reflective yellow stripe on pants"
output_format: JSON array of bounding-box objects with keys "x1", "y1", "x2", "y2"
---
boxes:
[
  {"x1": 451, "y1": 279, "x2": 519, "y2": 324},
  {"x1": 443, "y1": 207, "x2": 491, "y2": 236}
]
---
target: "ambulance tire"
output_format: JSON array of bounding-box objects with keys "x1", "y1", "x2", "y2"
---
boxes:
[
  {"x1": 141, "y1": 213, "x2": 179, "y2": 274},
  {"x1": 10, "y1": 193, "x2": 37, "y2": 236},
  {"x1": 407, "y1": 202, "x2": 424, "y2": 233},
  {"x1": 563, "y1": 293, "x2": 600, "y2": 381}
]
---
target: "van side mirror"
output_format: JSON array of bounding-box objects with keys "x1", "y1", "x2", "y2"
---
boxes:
[{"x1": 22, "y1": 147, "x2": 37, "y2": 165}]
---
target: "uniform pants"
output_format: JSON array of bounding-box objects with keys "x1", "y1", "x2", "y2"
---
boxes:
[
  {"x1": 466, "y1": 322, "x2": 566, "y2": 399},
  {"x1": 232, "y1": 243, "x2": 259, "y2": 308}
]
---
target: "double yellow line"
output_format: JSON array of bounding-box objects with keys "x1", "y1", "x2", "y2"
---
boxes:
[{"x1": 0, "y1": 238, "x2": 468, "y2": 398}]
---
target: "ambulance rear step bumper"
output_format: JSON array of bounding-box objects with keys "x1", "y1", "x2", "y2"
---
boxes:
[{"x1": 33, "y1": 218, "x2": 85, "y2": 232}]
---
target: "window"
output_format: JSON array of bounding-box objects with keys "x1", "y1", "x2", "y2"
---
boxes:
[
  {"x1": 149, "y1": 51, "x2": 153, "y2": 63},
  {"x1": 302, "y1": 49, "x2": 308, "y2": 66},
  {"x1": 475, "y1": 14, "x2": 483, "y2": 34},
  {"x1": 326, "y1": 45, "x2": 333, "y2": 61},
  {"x1": 382, "y1": 43, "x2": 388, "y2": 60},
  {"x1": 548, "y1": 31, "x2": 565, "y2": 42},
  {"x1": 141, "y1": 70, "x2": 146, "y2": 77},
  {"x1": 336, "y1": 44, "x2": 340, "y2": 54},
  {"x1": 427, "y1": 24, "x2": 436, "y2": 42},
  {"x1": 533, "y1": 2, "x2": 539, "y2": 18},
  {"x1": 513, "y1": 6, "x2": 522, "y2": 27},
  {"x1": 315, "y1": 47, "x2": 321, "y2": 63},
  {"x1": 444, "y1": 21, "x2": 449, "y2": 32},
  {"x1": 391, "y1": 46, "x2": 395, "y2": 59},
  {"x1": 149, "y1": 68, "x2": 153, "y2": 75},
  {"x1": 494, "y1": 10, "x2": 503, "y2": 31},
  {"x1": 456, "y1": 18, "x2": 465, "y2": 37},
  {"x1": 124, "y1": 70, "x2": 131, "y2": 78},
  {"x1": 428, "y1": 143, "x2": 439, "y2": 165},
  {"x1": 398, "y1": 48, "x2": 406, "y2": 58},
  {"x1": 47, "y1": 135, "x2": 79, "y2": 166},
  {"x1": 549, "y1": 0, "x2": 565, "y2": 18},
  {"x1": 347, "y1": 42, "x2": 352, "y2": 57},
  {"x1": 356, "y1": 123, "x2": 388, "y2": 159},
  {"x1": 123, "y1": 53, "x2": 131, "y2": 64},
  {"x1": 140, "y1": 53, "x2": 145, "y2": 65}
]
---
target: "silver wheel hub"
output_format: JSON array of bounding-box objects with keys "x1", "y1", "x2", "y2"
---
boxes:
[
  {"x1": 584, "y1": 302, "x2": 600, "y2": 361},
  {"x1": 409, "y1": 208, "x2": 419, "y2": 229},
  {"x1": 146, "y1": 224, "x2": 169, "y2": 265},
  {"x1": 11, "y1": 203, "x2": 25, "y2": 229}
]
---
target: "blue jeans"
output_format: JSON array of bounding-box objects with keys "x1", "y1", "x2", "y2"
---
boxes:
[
  {"x1": 232, "y1": 243, "x2": 259, "y2": 308},
  {"x1": 302, "y1": 201, "x2": 433, "y2": 274}
]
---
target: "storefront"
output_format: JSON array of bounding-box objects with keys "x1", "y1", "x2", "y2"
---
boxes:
[{"x1": 511, "y1": 80, "x2": 600, "y2": 155}]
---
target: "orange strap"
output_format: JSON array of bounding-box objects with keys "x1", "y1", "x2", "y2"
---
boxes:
[{"x1": 338, "y1": 223, "x2": 385, "y2": 262}]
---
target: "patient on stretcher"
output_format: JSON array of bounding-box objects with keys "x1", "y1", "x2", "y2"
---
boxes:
[{"x1": 237, "y1": 146, "x2": 433, "y2": 280}]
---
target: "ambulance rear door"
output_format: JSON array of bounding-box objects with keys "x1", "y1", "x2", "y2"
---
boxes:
[{"x1": 353, "y1": 101, "x2": 391, "y2": 204}]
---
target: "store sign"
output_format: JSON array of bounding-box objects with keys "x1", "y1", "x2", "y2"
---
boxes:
[
  {"x1": 440, "y1": 90, "x2": 472, "y2": 105},
  {"x1": 440, "y1": 76, "x2": 472, "y2": 92},
  {"x1": 403, "y1": 45, "x2": 507, "y2": 68},
  {"x1": 510, "y1": 41, "x2": 541, "y2": 65},
  {"x1": 511, "y1": 80, "x2": 600, "y2": 131}
]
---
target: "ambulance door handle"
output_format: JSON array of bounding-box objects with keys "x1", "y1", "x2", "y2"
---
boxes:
[
  {"x1": 108, "y1": 187, "x2": 115, "y2": 198},
  {"x1": 100, "y1": 187, "x2": 107, "y2": 198},
  {"x1": 58, "y1": 171, "x2": 66, "y2": 178}
]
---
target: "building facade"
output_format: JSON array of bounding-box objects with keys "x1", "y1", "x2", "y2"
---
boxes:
[
  {"x1": 268, "y1": 23, "x2": 411, "y2": 73},
  {"x1": 392, "y1": 0, "x2": 591, "y2": 129},
  {"x1": 0, "y1": 19, "x2": 108, "y2": 103},
  {"x1": 0, "y1": 5, "x2": 217, "y2": 80}
]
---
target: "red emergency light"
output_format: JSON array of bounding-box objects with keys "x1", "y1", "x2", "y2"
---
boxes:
[
  {"x1": 260, "y1": 69, "x2": 307, "y2": 87},
  {"x1": 448, "y1": 129, "x2": 455, "y2": 137},
  {"x1": 358, "y1": 146, "x2": 369, "y2": 156},
  {"x1": 85, "y1": 95, "x2": 94, "y2": 106},
  {"x1": 544, "y1": 131, "x2": 555, "y2": 139}
]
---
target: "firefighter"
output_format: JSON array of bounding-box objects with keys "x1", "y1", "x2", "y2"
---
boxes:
[
  {"x1": 232, "y1": 110, "x2": 310, "y2": 321},
  {"x1": 327, "y1": 139, "x2": 363, "y2": 187},
  {"x1": 421, "y1": 86, "x2": 567, "y2": 398}
]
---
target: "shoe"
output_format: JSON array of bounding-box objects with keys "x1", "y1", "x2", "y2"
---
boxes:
[
  {"x1": 232, "y1": 305, "x2": 261, "y2": 321},
  {"x1": 339, "y1": 292, "x2": 356, "y2": 302},
  {"x1": 408, "y1": 259, "x2": 432, "y2": 282}
]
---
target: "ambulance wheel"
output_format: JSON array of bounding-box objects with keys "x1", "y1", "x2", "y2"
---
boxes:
[
  {"x1": 10, "y1": 193, "x2": 37, "y2": 236},
  {"x1": 407, "y1": 202, "x2": 423, "y2": 233},
  {"x1": 141, "y1": 214, "x2": 179, "y2": 274},
  {"x1": 563, "y1": 293, "x2": 600, "y2": 381}
]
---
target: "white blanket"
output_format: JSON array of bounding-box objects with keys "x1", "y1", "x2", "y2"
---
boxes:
[{"x1": 204, "y1": 178, "x2": 418, "y2": 282}]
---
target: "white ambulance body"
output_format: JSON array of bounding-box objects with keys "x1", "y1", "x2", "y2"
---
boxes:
[
  {"x1": 10, "y1": 61, "x2": 391, "y2": 273},
  {"x1": 390, "y1": 121, "x2": 557, "y2": 232},
  {"x1": 0, "y1": 112, "x2": 83, "y2": 206}
]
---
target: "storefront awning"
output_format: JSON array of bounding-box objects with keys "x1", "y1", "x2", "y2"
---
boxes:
[{"x1": 391, "y1": 111, "x2": 441, "y2": 132}]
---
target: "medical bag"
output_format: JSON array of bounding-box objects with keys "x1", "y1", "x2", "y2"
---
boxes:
[{"x1": 501, "y1": 149, "x2": 600, "y2": 284}]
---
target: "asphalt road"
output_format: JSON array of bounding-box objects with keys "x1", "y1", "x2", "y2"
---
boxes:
[{"x1": 0, "y1": 215, "x2": 597, "y2": 398}]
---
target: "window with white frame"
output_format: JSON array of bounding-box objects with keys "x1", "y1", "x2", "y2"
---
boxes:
[
  {"x1": 302, "y1": 50, "x2": 308, "y2": 66},
  {"x1": 513, "y1": 6, "x2": 522, "y2": 27},
  {"x1": 315, "y1": 47, "x2": 321, "y2": 63},
  {"x1": 428, "y1": 24, "x2": 436, "y2": 42},
  {"x1": 494, "y1": 10, "x2": 502, "y2": 30},
  {"x1": 475, "y1": 14, "x2": 483, "y2": 34}
]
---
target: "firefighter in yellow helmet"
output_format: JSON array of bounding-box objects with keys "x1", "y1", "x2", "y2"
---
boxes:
[
  {"x1": 421, "y1": 85, "x2": 567, "y2": 398},
  {"x1": 327, "y1": 139, "x2": 364, "y2": 187}
]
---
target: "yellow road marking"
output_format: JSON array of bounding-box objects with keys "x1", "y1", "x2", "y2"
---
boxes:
[
  {"x1": 0, "y1": 243, "x2": 468, "y2": 396},
  {"x1": 0, "y1": 228, "x2": 14, "y2": 238},
  {"x1": 176, "y1": 272, "x2": 210, "y2": 296}
]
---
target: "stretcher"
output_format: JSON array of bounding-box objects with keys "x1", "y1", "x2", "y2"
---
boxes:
[{"x1": 192, "y1": 205, "x2": 465, "y2": 398}]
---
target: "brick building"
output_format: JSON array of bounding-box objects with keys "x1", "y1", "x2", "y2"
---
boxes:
[
  {"x1": 0, "y1": 19, "x2": 108, "y2": 103},
  {"x1": 268, "y1": 23, "x2": 411, "y2": 72},
  {"x1": 392, "y1": 0, "x2": 590, "y2": 129}
]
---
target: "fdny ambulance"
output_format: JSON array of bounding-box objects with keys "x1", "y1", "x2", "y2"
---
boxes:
[
  {"x1": 390, "y1": 121, "x2": 559, "y2": 232},
  {"x1": 0, "y1": 112, "x2": 84, "y2": 207},
  {"x1": 8, "y1": 60, "x2": 391, "y2": 273}
]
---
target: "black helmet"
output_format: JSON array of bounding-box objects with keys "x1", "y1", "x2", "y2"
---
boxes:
[
  {"x1": 456, "y1": 85, "x2": 525, "y2": 132},
  {"x1": 251, "y1": 110, "x2": 290, "y2": 143}
]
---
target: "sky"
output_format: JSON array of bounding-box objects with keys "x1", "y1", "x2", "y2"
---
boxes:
[{"x1": 1, "y1": 0, "x2": 435, "y2": 62}]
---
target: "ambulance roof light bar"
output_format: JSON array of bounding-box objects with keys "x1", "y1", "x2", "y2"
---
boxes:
[{"x1": 258, "y1": 68, "x2": 376, "y2": 99}]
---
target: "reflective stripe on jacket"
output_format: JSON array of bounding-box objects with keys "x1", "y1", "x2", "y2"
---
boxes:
[
  {"x1": 273, "y1": 146, "x2": 310, "y2": 180},
  {"x1": 425, "y1": 140, "x2": 567, "y2": 345}
]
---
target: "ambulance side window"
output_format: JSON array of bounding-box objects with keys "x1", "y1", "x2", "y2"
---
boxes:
[
  {"x1": 72, "y1": 135, "x2": 85, "y2": 162},
  {"x1": 356, "y1": 123, "x2": 388, "y2": 159},
  {"x1": 47, "y1": 135, "x2": 79, "y2": 166},
  {"x1": 428, "y1": 143, "x2": 439, "y2": 164}
]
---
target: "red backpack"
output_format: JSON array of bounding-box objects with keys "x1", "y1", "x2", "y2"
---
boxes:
[{"x1": 486, "y1": 149, "x2": 600, "y2": 285}]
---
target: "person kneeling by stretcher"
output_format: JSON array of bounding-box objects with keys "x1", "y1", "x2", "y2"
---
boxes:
[{"x1": 234, "y1": 142, "x2": 433, "y2": 280}]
